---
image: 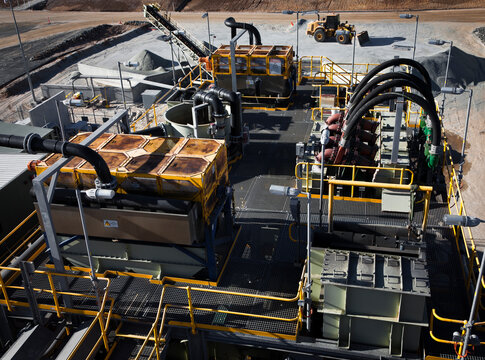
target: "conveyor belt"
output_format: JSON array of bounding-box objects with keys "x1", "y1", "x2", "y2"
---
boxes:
[{"x1": 143, "y1": 5, "x2": 209, "y2": 61}]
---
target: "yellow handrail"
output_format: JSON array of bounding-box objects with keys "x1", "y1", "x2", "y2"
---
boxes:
[
  {"x1": 129, "y1": 63, "x2": 214, "y2": 132},
  {"x1": 0, "y1": 210, "x2": 37, "y2": 248},
  {"x1": 295, "y1": 162, "x2": 414, "y2": 196},
  {"x1": 133, "y1": 262, "x2": 307, "y2": 358},
  {"x1": 0, "y1": 265, "x2": 115, "y2": 357},
  {"x1": 298, "y1": 56, "x2": 379, "y2": 86}
]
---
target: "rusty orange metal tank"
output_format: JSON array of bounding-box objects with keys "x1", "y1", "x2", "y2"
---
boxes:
[{"x1": 34, "y1": 133, "x2": 229, "y2": 222}]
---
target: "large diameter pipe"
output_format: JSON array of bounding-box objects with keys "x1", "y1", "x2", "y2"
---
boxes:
[
  {"x1": 350, "y1": 58, "x2": 432, "y2": 103},
  {"x1": 193, "y1": 91, "x2": 227, "y2": 119},
  {"x1": 344, "y1": 91, "x2": 440, "y2": 149},
  {"x1": 348, "y1": 71, "x2": 433, "y2": 114},
  {"x1": 0, "y1": 134, "x2": 114, "y2": 187},
  {"x1": 206, "y1": 86, "x2": 243, "y2": 138},
  {"x1": 224, "y1": 17, "x2": 262, "y2": 45},
  {"x1": 345, "y1": 77, "x2": 434, "y2": 130}
]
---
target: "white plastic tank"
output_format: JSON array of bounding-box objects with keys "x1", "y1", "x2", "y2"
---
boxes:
[{"x1": 163, "y1": 103, "x2": 230, "y2": 140}]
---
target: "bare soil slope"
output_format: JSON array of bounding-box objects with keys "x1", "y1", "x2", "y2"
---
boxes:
[{"x1": 36, "y1": 0, "x2": 485, "y2": 12}]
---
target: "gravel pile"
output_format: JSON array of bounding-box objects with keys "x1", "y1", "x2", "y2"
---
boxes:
[
  {"x1": 473, "y1": 27, "x2": 485, "y2": 45},
  {"x1": 418, "y1": 46, "x2": 485, "y2": 92},
  {"x1": 126, "y1": 49, "x2": 173, "y2": 72},
  {"x1": 30, "y1": 25, "x2": 128, "y2": 61}
]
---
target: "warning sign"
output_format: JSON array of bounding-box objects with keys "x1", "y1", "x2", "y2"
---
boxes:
[{"x1": 104, "y1": 220, "x2": 118, "y2": 228}]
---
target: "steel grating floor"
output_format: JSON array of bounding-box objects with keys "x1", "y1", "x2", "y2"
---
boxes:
[{"x1": 5, "y1": 87, "x2": 475, "y2": 358}]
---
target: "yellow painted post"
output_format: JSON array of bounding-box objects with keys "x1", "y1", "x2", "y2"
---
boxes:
[
  {"x1": 0, "y1": 273, "x2": 12, "y2": 311},
  {"x1": 98, "y1": 313, "x2": 109, "y2": 351},
  {"x1": 351, "y1": 165, "x2": 356, "y2": 197},
  {"x1": 328, "y1": 181, "x2": 334, "y2": 233},
  {"x1": 421, "y1": 190, "x2": 432, "y2": 232},
  {"x1": 153, "y1": 105, "x2": 157, "y2": 127},
  {"x1": 186, "y1": 287, "x2": 196, "y2": 334},
  {"x1": 47, "y1": 273, "x2": 62, "y2": 318},
  {"x1": 305, "y1": 162, "x2": 310, "y2": 193},
  {"x1": 400, "y1": 169, "x2": 404, "y2": 185},
  {"x1": 154, "y1": 324, "x2": 160, "y2": 360}
]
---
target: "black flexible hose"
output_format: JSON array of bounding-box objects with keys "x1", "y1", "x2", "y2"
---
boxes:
[
  {"x1": 350, "y1": 58, "x2": 432, "y2": 103},
  {"x1": 206, "y1": 86, "x2": 242, "y2": 137},
  {"x1": 349, "y1": 72, "x2": 433, "y2": 113},
  {"x1": 345, "y1": 78, "x2": 434, "y2": 132},
  {"x1": 344, "y1": 92, "x2": 440, "y2": 148},
  {"x1": 224, "y1": 17, "x2": 262, "y2": 45},
  {"x1": 132, "y1": 124, "x2": 167, "y2": 137},
  {"x1": 0, "y1": 134, "x2": 114, "y2": 185}
]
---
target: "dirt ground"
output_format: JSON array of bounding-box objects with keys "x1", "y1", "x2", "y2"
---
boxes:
[
  {"x1": 2, "y1": 8, "x2": 485, "y2": 50},
  {"x1": 7, "y1": 0, "x2": 485, "y2": 12},
  {"x1": 0, "y1": 7, "x2": 484, "y2": 241}
]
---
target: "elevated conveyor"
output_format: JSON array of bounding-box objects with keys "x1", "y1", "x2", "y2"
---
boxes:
[{"x1": 143, "y1": 4, "x2": 210, "y2": 63}]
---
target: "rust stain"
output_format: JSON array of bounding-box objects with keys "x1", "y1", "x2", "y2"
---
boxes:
[
  {"x1": 178, "y1": 138, "x2": 220, "y2": 156},
  {"x1": 44, "y1": 153, "x2": 84, "y2": 168},
  {"x1": 101, "y1": 134, "x2": 146, "y2": 151},
  {"x1": 143, "y1": 137, "x2": 184, "y2": 155},
  {"x1": 124, "y1": 154, "x2": 171, "y2": 175},
  {"x1": 162, "y1": 157, "x2": 208, "y2": 176},
  {"x1": 69, "y1": 132, "x2": 113, "y2": 150},
  {"x1": 80, "y1": 151, "x2": 128, "y2": 170}
]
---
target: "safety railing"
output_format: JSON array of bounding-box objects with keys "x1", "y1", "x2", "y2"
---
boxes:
[
  {"x1": 326, "y1": 178, "x2": 433, "y2": 232},
  {"x1": 310, "y1": 107, "x2": 381, "y2": 123},
  {"x1": 0, "y1": 211, "x2": 42, "y2": 267},
  {"x1": 429, "y1": 309, "x2": 485, "y2": 358},
  {"x1": 426, "y1": 129, "x2": 485, "y2": 355},
  {"x1": 442, "y1": 135, "x2": 483, "y2": 300},
  {"x1": 298, "y1": 56, "x2": 378, "y2": 85},
  {"x1": 0, "y1": 266, "x2": 115, "y2": 358},
  {"x1": 295, "y1": 162, "x2": 414, "y2": 200},
  {"x1": 129, "y1": 63, "x2": 214, "y2": 131},
  {"x1": 240, "y1": 89, "x2": 295, "y2": 110},
  {"x1": 133, "y1": 263, "x2": 307, "y2": 359}
]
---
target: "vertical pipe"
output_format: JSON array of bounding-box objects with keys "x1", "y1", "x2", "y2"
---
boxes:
[
  {"x1": 117, "y1": 62, "x2": 127, "y2": 109},
  {"x1": 8, "y1": 0, "x2": 37, "y2": 104},
  {"x1": 440, "y1": 41, "x2": 453, "y2": 116},
  {"x1": 169, "y1": 35, "x2": 176, "y2": 85},
  {"x1": 230, "y1": 38, "x2": 237, "y2": 92},
  {"x1": 296, "y1": 12, "x2": 299, "y2": 62},
  {"x1": 459, "y1": 89, "x2": 473, "y2": 184},
  {"x1": 328, "y1": 182, "x2": 334, "y2": 233},
  {"x1": 306, "y1": 190, "x2": 311, "y2": 332},
  {"x1": 74, "y1": 189, "x2": 100, "y2": 303},
  {"x1": 461, "y1": 250, "x2": 485, "y2": 357},
  {"x1": 55, "y1": 100, "x2": 66, "y2": 142},
  {"x1": 412, "y1": 15, "x2": 419, "y2": 60},
  {"x1": 191, "y1": 104, "x2": 200, "y2": 138},
  {"x1": 319, "y1": 141, "x2": 325, "y2": 227},
  {"x1": 206, "y1": 14, "x2": 212, "y2": 52},
  {"x1": 351, "y1": 31, "x2": 356, "y2": 88}
]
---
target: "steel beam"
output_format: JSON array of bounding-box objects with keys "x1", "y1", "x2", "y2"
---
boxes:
[
  {"x1": 230, "y1": 29, "x2": 248, "y2": 93},
  {"x1": 32, "y1": 110, "x2": 128, "y2": 305}
]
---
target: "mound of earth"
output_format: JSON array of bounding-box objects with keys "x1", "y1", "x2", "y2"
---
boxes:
[
  {"x1": 26, "y1": 0, "x2": 485, "y2": 12},
  {"x1": 418, "y1": 46, "x2": 485, "y2": 91},
  {"x1": 124, "y1": 49, "x2": 173, "y2": 72}
]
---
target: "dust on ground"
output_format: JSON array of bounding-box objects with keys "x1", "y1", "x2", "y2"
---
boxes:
[{"x1": 17, "y1": 0, "x2": 485, "y2": 12}]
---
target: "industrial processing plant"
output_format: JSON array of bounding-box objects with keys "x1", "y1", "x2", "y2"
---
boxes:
[{"x1": 0, "y1": 1, "x2": 485, "y2": 359}]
